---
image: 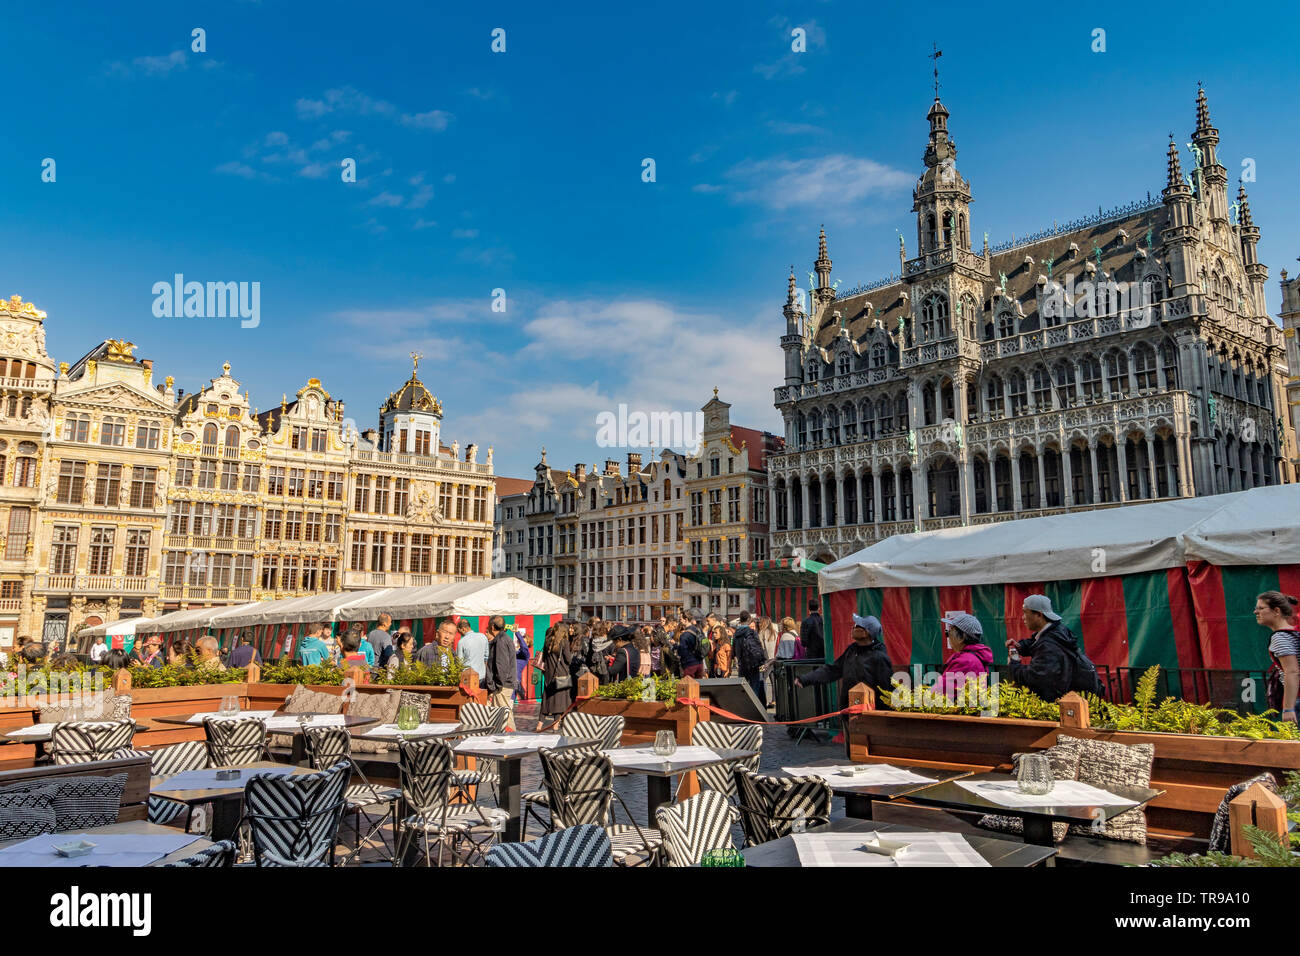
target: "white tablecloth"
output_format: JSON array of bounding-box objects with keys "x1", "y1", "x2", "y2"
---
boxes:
[
  {"x1": 363, "y1": 722, "x2": 462, "y2": 737},
  {"x1": 792, "y1": 831, "x2": 991, "y2": 867},
  {"x1": 4, "y1": 723, "x2": 55, "y2": 738},
  {"x1": 955, "y1": 778, "x2": 1137, "y2": 809},
  {"x1": 454, "y1": 733, "x2": 562, "y2": 753},
  {"x1": 184, "y1": 710, "x2": 279, "y2": 724},
  {"x1": 601, "y1": 746, "x2": 727, "y2": 768},
  {"x1": 781, "y1": 764, "x2": 935, "y2": 787},
  {"x1": 0, "y1": 832, "x2": 197, "y2": 867},
  {"x1": 263, "y1": 714, "x2": 346, "y2": 730}
]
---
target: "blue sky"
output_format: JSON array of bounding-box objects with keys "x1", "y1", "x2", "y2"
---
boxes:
[{"x1": 4, "y1": 0, "x2": 1296, "y2": 480}]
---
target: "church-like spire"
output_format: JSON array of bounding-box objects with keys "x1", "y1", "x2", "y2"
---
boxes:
[
  {"x1": 1165, "y1": 134, "x2": 1184, "y2": 190},
  {"x1": 1237, "y1": 182, "x2": 1254, "y2": 228},
  {"x1": 1195, "y1": 83, "x2": 1212, "y2": 134},
  {"x1": 786, "y1": 266, "x2": 800, "y2": 310},
  {"x1": 815, "y1": 226, "x2": 832, "y2": 287}
]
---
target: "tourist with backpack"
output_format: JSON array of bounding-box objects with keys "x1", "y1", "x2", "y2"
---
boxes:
[
  {"x1": 733, "y1": 611, "x2": 768, "y2": 705},
  {"x1": 1255, "y1": 591, "x2": 1299, "y2": 724},
  {"x1": 1006, "y1": 594, "x2": 1102, "y2": 701}
]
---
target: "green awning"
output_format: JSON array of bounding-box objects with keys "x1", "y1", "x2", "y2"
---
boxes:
[{"x1": 672, "y1": 556, "x2": 826, "y2": 590}]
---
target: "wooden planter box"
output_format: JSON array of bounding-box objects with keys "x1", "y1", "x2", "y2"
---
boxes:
[
  {"x1": 575, "y1": 698, "x2": 701, "y2": 747},
  {"x1": 846, "y1": 696, "x2": 1300, "y2": 838}
]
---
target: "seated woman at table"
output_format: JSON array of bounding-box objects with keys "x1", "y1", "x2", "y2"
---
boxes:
[{"x1": 937, "y1": 612, "x2": 993, "y2": 707}]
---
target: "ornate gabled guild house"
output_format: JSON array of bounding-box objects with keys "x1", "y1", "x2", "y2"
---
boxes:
[
  {"x1": 347, "y1": 358, "x2": 495, "y2": 587},
  {"x1": 0, "y1": 299, "x2": 498, "y2": 649},
  {"x1": 37, "y1": 340, "x2": 174, "y2": 643},
  {"x1": 769, "y1": 88, "x2": 1295, "y2": 564}
]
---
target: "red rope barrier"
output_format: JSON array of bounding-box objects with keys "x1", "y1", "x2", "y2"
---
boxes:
[{"x1": 675, "y1": 697, "x2": 869, "y2": 726}]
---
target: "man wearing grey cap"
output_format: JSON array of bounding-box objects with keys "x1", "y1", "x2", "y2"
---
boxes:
[
  {"x1": 1008, "y1": 594, "x2": 1100, "y2": 701},
  {"x1": 796, "y1": 613, "x2": 895, "y2": 752}
]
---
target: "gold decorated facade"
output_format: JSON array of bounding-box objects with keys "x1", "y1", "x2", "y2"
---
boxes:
[{"x1": 0, "y1": 297, "x2": 496, "y2": 649}]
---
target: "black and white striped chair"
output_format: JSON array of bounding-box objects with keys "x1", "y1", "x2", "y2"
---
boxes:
[
  {"x1": 396, "y1": 737, "x2": 508, "y2": 867},
  {"x1": 303, "y1": 726, "x2": 401, "y2": 864},
  {"x1": 539, "y1": 747, "x2": 662, "y2": 866},
  {"x1": 47, "y1": 719, "x2": 136, "y2": 765},
  {"x1": 733, "y1": 769, "x2": 832, "y2": 847},
  {"x1": 203, "y1": 717, "x2": 269, "y2": 766},
  {"x1": 520, "y1": 712, "x2": 624, "y2": 839},
  {"x1": 450, "y1": 702, "x2": 510, "y2": 799},
  {"x1": 242, "y1": 762, "x2": 349, "y2": 867},
  {"x1": 688, "y1": 722, "x2": 762, "y2": 799},
  {"x1": 654, "y1": 789, "x2": 740, "y2": 867},
  {"x1": 160, "y1": 839, "x2": 237, "y2": 868},
  {"x1": 116, "y1": 741, "x2": 211, "y2": 829},
  {"x1": 486, "y1": 824, "x2": 614, "y2": 868}
]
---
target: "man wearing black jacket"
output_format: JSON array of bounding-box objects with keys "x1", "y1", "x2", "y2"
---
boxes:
[
  {"x1": 1007, "y1": 594, "x2": 1081, "y2": 702},
  {"x1": 732, "y1": 611, "x2": 767, "y2": 705},
  {"x1": 796, "y1": 614, "x2": 894, "y2": 755},
  {"x1": 677, "y1": 609, "x2": 707, "y2": 679},
  {"x1": 484, "y1": 616, "x2": 518, "y2": 729},
  {"x1": 800, "y1": 600, "x2": 824, "y2": 661}
]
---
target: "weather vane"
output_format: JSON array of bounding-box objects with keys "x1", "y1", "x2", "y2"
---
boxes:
[
  {"x1": 410, "y1": 350, "x2": 423, "y2": 372},
  {"x1": 929, "y1": 43, "x2": 943, "y2": 97}
]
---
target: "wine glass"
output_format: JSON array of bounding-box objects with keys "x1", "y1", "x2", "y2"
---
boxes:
[
  {"x1": 1016, "y1": 752, "x2": 1054, "y2": 795},
  {"x1": 652, "y1": 730, "x2": 677, "y2": 757}
]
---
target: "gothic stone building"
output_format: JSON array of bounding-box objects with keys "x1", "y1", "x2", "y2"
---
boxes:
[{"x1": 769, "y1": 89, "x2": 1294, "y2": 563}]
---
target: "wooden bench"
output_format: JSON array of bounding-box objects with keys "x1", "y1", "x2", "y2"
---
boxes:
[{"x1": 0, "y1": 754, "x2": 152, "y2": 822}]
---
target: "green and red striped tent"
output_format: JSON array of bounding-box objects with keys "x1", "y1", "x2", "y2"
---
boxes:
[
  {"x1": 674, "y1": 556, "x2": 826, "y2": 622},
  {"x1": 818, "y1": 486, "x2": 1300, "y2": 703}
]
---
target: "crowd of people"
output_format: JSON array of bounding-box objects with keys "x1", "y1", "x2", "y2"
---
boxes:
[{"x1": 8, "y1": 588, "x2": 1294, "y2": 730}]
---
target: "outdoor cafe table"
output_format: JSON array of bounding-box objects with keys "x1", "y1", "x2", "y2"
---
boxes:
[
  {"x1": 151, "y1": 761, "x2": 314, "y2": 842},
  {"x1": 901, "y1": 771, "x2": 1164, "y2": 847},
  {"x1": 451, "y1": 734, "x2": 599, "y2": 842},
  {"x1": 3, "y1": 722, "x2": 150, "y2": 761},
  {"x1": 151, "y1": 713, "x2": 379, "y2": 766},
  {"x1": 0, "y1": 820, "x2": 212, "y2": 867},
  {"x1": 359, "y1": 722, "x2": 466, "y2": 744},
  {"x1": 600, "y1": 746, "x2": 759, "y2": 827},
  {"x1": 740, "y1": 817, "x2": 1057, "y2": 868},
  {"x1": 777, "y1": 759, "x2": 972, "y2": 820}
]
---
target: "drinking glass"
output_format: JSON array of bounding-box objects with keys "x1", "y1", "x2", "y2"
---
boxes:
[
  {"x1": 652, "y1": 730, "x2": 677, "y2": 756},
  {"x1": 397, "y1": 704, "x2": 418, "y2": 731},
  {"x1": 699, "y1": 847, "x2": 744, "y2": 867},
  {"x1": 1016, "y1": 752, "x2": 1054, "y2": 795}
]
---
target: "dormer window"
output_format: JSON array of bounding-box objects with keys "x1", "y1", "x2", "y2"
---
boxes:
[
  {"x1": 806, "y1": 362, "x2": 818, "y2": 382},
  {"x1": 837, "y1": 354, "x2": 850, "y2": 376}
]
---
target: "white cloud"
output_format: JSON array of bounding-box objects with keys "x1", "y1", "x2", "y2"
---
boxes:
[
  {"x1": 367, "y1": 191, "x2": 405, "y2": 208},
  {"x1": 400, "y1": 110, "x2": 453, "y2": 131},
  {"x1": 692, "y1": 183, "x2": 722, "y2": 194},
  {"x1": 451, "y1": 228, "x2": 479, "y2": 239},
  {"x1": 723, "y1": 154, "x2": 912, "y2": 209},
  {"x1": 108, "y1": 50, "x2": 190, "y2": 77},
  {"x1": 213, "y1": 160, "x2": 273, "y2": 181},
  {"x1": 295, "y1": 86, "x2": 452, "y2": 131}
]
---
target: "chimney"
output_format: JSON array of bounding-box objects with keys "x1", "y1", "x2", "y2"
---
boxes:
[
  {"x1": 141, "y1": 359, "x2": 153, "y2": 371},
  {"x1": 604, "y1": 459, "x2": 619, "y2": 475},
  {"x1": 626, "y1": 452, "x2": 642, "y2": 473},
  {"x1": 575, "y1": 463, "x2": 587, "y2": 481},
  {"x1": 361, "y1": 427, "x2": 378, "y2": 444}
]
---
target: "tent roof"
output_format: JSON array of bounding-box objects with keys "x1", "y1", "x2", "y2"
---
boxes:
[
  {"x1": 207, "y1": 591, "x2": 392, "y2": 629},
  {"x1": 335, "y1": 577, "x2": 567, "y2": 621},
  {"x1": 673, "y1": 556, "x2": 826, "y2": 590},
  {"x1": 134, "y1": 602, "x2": 266, "y2": 635},
  {"x1": 77, "y1": 616, "x2": 157, "y2": 639},
  {"x1": 819, "y1": 485, "x2": 1300, "y2": 593}
]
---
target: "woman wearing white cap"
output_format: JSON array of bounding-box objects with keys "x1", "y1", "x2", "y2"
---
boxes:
[{"x1": 938, "y1": 612, "x2": 992, "y2": 705}]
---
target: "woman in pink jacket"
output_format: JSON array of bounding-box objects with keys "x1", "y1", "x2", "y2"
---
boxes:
[{"x1": 938, "y1": 611, "x2": 993, "y2": 707}]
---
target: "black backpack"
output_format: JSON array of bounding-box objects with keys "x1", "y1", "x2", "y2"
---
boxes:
[{"x1": 1067, "y1": 644, "x2": 1105, "y2": 696}]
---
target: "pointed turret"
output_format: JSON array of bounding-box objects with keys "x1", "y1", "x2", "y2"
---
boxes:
[
  {"x1": 1237, "y1": 182, "x2": 1267, "y2": 315},
  {"x1": 1165, "y1": 134, "x2": 1185, "y2": 193},
  {"x1": 781, "y1": 266, "x2": 807, "y2": 385},
  {"x1": 1237, "y1": 182, "x2": 1254, "y2": 229},
  {"x1": 815, "y1": 226, "x2": 832, "y2": 286},
  {"x1": 1189, "y1": 84, "x2": 1228, "y2": 220},
  {"x1": 1161, "y1": 133, "x2": 1197, "y2": 299}
]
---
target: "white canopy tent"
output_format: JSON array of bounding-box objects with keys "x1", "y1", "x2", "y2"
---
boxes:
[
  {"x1": 819, "y1": 485, "x2": 1300, "y2": 594},
  {"x1": 205, "y1": 590, "x2": 393, "y2": 629},
  {"x1": 134, "y1": 602, "x2": 265, "y2": 636},
  {"x1": 334, "y1": 577, "x2": 567, "y2": 622},
  {"x1": 76, "y1": 616, "x2": 157, "y2": 640}
]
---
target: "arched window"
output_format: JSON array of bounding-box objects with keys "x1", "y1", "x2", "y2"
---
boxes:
[
  {"x1": 1080, "y1": 357, "x2": 1102, "y2": 400},
  {"x1": 202, "y1": 422, "x2": 218, "y2": 450},
  {"x1": 926, "y1": 214, "x2": 937, "y2": 252},
  {"x1": 985, "y1": 376, "x2": 1004, "y2": 416},
  {"x1": 860, "y1": 399, "x2": 875, "y2": 440},
  {"x1": 895, "y1": 393, "x2": 908, "y2": 432},
  {"x1": 960, "y1": 294, "x2": 978, "y2": 339},
  {"x1": 1160, "y1": 340, "x2": 1179, "y2": 389},
  {"x1": 997, "y1": 308, "x2": 1015, "y2": 339},
  {"x1": 100, "y1": 416, "x2": 126, "y2": 446},
  {"x1": 1031, "y1": 365, "x2": 1052, "y2": 408},
  {"x1": 224, "y1": 425, "x2": 239, "y2": 448},
  {"x1": 837, "y1": 353, "x2": 851, "y2": 377},
  {"x1": 920, "y1": 294, "x2": 949, "y2": 342},
  {"x1": 1105, "y1": 351, "x2": 1128, "y2": 395},
  {"x1": 959, "y1": 213, "x2": 968, "y2": 249},
  {"x1": 842, "y1": 403, "x2": 857, "y2": 441},
  {"x1": 826, "y1": 407, "x2": 840, "y2": 444},
  {"x1": 1053, "y1": 361, "x2": 1076, "y2": 404},
  {"x1": 806, "y1": 361, "x2": 819, "y2": 382},
  {"x1": 870, "y1": 343, "x2": 886, "y2": 368},
  {"x1": 942, "y1": 211, "x2": 953, "y2": 247},
  {"x1": 922, "y1": 382, "x2": 937, "y2": 425},
  {"x1": 1133, "y1": 343, "x2": 1158, "y2": 390},
  {"x1": 1008, "y1": 370, "x2": 1028, "y2": 415},
  {"x1": 876, "y1": 397, "x2": 892, "y2": 434},
  {"x1": 796, "y1": 412, "x2": 807, "y2": 447},
  {"x1": 809, "y1": 410, "x2": 823, "y2": 445}
]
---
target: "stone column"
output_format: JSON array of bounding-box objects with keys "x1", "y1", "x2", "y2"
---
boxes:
[
  {"x1": 916, "y1": 462, "x2": 930, "y2": 521},
  {"x1": 1036, "y1": 450, "x2": 1047, "y2": 509},
  {"x1": 1011, "y1": 453, "x2": 1023, "y2": 512},
  {"x1": 836, "y1": 473, "x2": 847, "y2": 526},
  {"x1": 959, "y1": 459, "x2": 973, "y2": 522},
  {"x1": 1146, "y1": 435, "x2": 1160, "y2": 499},
  {"x1": 1089, "y1": 442, "x2": 1100, "y2": 504},
  {"x1": 872, "y1": 470, "x2": 882, "y2": 527},
  {"x1": 800, "y1": 478, "x2": 810, "y2": 531},
  {"x1": 988, "y1": 455, "x2": 998, "y2": 512},
  {"x1": 1062, "y1": 444, "x2": 1075, "y2": 508},
  {"x1": 1117, "y1": 438, "x2": 1130, "y2": 503}
]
